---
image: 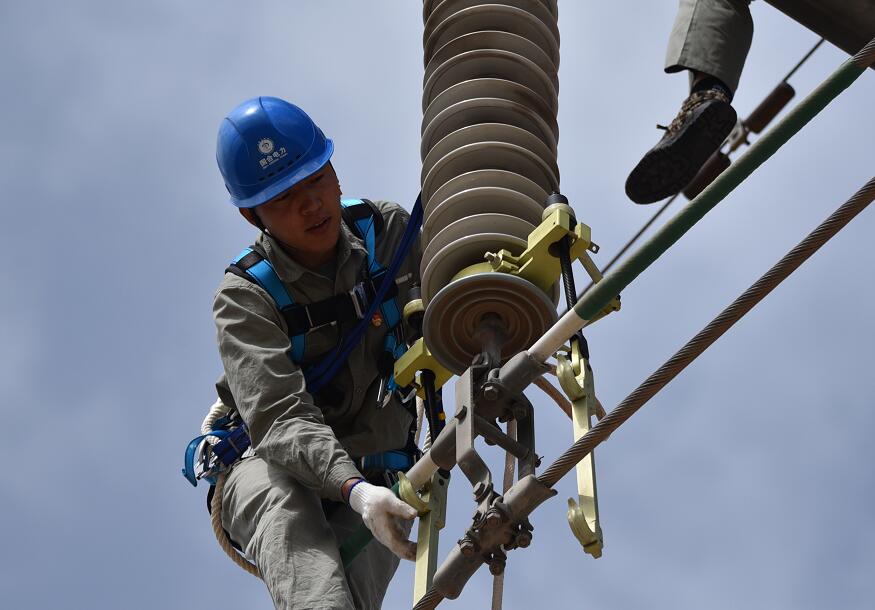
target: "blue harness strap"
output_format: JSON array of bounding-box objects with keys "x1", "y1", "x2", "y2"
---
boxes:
[
  {"x1": 342, "y1": 198, "x2": 381, "y2": 274},
  {"x1": 341, "y1": 199, "x2": 402, "y2": 328},
  {"x1": 232, "y1": 248, "x2": 306, "y2": 362}
]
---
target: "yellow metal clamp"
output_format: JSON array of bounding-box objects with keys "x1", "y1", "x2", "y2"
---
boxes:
[
  {"x1": 409, "y1": 470, "x2": 450, "y2": 605},
  {"x1": 478, "y1": 203, "x2": 620, "y2": 323},
  {"x1": 394, "y1": 338, "x2": 454, "y2": 399},
  {"x1": 484, "y1": 204, "x2": 594, "y2": 293},
  {"x1": 556, "y1": 340, "x2": 604, "y2": 559}
]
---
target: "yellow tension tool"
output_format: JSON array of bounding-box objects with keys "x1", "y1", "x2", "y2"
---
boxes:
[
  {"x1": 410, "y1": 470, "x2": 450, "y2": 605},
  {"x1": 394, "y1": 338, "x2": 454, "y2": 399},
  {"x1": 479, "y1": 203, "x2": 620, "y2": 323},
  {"x1": 485, "y1": 205, "x2": 593, "y2": 292},
  {"x1": 556, "y1": 339, "x2": 604, "y2": 558}
]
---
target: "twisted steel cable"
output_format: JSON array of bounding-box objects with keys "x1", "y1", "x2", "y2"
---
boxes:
[
  {"x1": 853, "y1": 37, "x2": 875, "y2": 68},
  {"x1": 413, "y1": 588, "x2": 445, "y2": 610},
  {"x1": 539, "y1": 177, "x2": 875, "y2": 487}
]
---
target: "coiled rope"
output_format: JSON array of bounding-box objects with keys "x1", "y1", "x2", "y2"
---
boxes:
[{"x1": 211, "y1": 473, "x2": 262, "y2": 578}]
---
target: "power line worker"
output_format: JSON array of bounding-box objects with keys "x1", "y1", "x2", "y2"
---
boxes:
[
  {"x1": 210, "y1": 96, "x2": 421, "y2": 609},
  {"x1": 626, "y1": 0, "x2": 753, "y2": 203}
]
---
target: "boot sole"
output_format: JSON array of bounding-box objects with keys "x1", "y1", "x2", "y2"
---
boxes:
[{"x1": 625, "y1": 100, "x2": 737, "y2": 204}]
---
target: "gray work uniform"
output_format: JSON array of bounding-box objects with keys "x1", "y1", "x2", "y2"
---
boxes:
[
  {"x1": 666, "y1": 0, "x2": 754, "y2": 93},
  {"x1": 213, "y1": 200, "x2": 420, "y2": 610}
]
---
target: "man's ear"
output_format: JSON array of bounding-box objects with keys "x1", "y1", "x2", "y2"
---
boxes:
[{"x1": 239, "y1": 207, "x2": 260, "y2": 228}]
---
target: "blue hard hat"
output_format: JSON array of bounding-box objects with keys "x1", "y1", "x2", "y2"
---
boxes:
[{"x1": 216, "y1": 96, "x2": 334, "y2": 208}]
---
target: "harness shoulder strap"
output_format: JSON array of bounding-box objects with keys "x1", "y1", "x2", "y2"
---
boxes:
[
  {"x1": 226, "y1": 246, "x2": 306, "y2": 362},
  {"x1": 341, "y1": 198, "x2": 404, "y2": 328},
  {"x1": 341, "y1": 198, "x2": 383, "y2": 274}
]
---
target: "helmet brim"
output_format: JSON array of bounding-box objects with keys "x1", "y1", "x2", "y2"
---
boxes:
[{"x1": 230, "y1": 139, "x2": 335, "y2": 209}]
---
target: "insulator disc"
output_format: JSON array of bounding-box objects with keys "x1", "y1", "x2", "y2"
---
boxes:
[
  {"x1": 423, "y1": 212, "x2": 534, "y2": 266},
  {"x1": 422, "y1": 78, "x2": 557, "y2": 136},
  {"x1": 423, "y1": 0, "x2": 558, "y2": 21},
  {"x1": 421, "y1": 98, "x2": 558, "y2": 163},
  {"x1": 422, "y1": 123, "x2": 558, "y2": 199},
  {"x1": 423, "y1": 5, "x2": 560, "y2": 70},
  {"x1": 422, "y1": 231, "x2": 524, "y2": 302},
  {"x1": 422, "y1": 272, "x2": 558, "y2": 373},
  {"x1": 425, "y1": 169, "x2": 548, "y2": 221},
  {"x1": 425, "y1": 0, "x2": 559, "y2": 51},
  {"x1": 423, "y1": 49, "x2": 557, "y2": 115},
  {"x1": 426, "y1": 30, "x2": 557, "y2": 84},
  {"x1": 422, "y1": 141, "x2": 559, "y2": 206},
  {"x1": 423, "y1": 185, "x2": 544, "y2": 244}
]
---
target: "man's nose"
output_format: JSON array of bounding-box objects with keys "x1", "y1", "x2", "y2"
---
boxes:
[{"x1": 299, "y1": 192, "x2": 323, "y2": 215}]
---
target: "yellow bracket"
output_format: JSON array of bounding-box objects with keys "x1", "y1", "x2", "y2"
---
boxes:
[
  {"x1": 556, "y1": 340, "x2": 604, "y2": 559},
  {"x1": 411, "y1": 470, "x2": 450, "y2": 605},
  {"x1": 394, "y1": 338, "x2": 454, "y2": 399},
  {"x1": 484, "y1": 204, "x2": 595, "y2": 293}
]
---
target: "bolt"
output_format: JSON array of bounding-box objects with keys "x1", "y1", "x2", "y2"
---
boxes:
[
  {"x1": 485, "y1": 510, "x2": 502, "y2": 527},
  {"x1": 473, "y1": 481, "x2": 493, "y2": 502},
  {"x1": 458, "y1": 537, "x2": 478, "y2": 557},
  {"x1": 489, "y1": 558, "x2": 506, "y2": 576},
  {"x1": 482, "y1": 384, "x2": 499, "y2": 401}
]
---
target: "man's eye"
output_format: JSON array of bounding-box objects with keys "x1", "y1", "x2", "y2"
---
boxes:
[{"x1": 312, "y1": 175, "x2": 324, "y2": 184}]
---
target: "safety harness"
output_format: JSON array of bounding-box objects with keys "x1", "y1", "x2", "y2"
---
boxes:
[{"x1": 183, "y1": 197, "x2": 422, "y2": 488}]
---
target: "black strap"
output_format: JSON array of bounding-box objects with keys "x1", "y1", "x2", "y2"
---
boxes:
[{"x1": 226, "y1": 241, "x2": 399, "y2": 339}]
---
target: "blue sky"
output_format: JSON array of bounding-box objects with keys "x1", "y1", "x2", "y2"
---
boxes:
[{"x1": 1, "y1": 2, "x2": 873, "y2": 609}]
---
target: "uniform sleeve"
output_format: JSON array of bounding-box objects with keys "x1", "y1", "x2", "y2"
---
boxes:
[{"x1": 213, "y1": 277, "x2": 363, "y2": 501}]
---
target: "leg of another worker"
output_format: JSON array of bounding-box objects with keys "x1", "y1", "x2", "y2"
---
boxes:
[
  {"x1": 222, "y1": 458, "x2": 359, "y2": 610},
  {"x1": 665, "y1": 0, "x2": 754, "y2": 94},
  {"x1": 626, "y1": 0, "x2": 753, "y2": 204}
]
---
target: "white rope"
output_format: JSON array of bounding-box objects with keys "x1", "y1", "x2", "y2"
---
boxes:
[
  {"x1": 201, "y1": 398, "x2": 232, "y2": 445},
  {"x1": 414, "y1": 396, "x2": 426, "y2": 447}
]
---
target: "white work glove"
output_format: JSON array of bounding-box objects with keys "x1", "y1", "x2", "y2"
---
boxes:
[{"x1": 348, "y1": 480, "x2": 418, "y2": 560}]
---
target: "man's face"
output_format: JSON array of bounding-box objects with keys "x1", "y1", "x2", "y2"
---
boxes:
[{"x1": 247, "y1": 164, "x2": 343, "y2": 266}]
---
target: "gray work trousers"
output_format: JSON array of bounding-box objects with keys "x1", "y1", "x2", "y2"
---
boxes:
[
  {"x1": 221, "y1": 457, "x2": 400, "y2": 610},
  {"x1": 665, "y1": 0, "x2": 754, "y2": 93}
]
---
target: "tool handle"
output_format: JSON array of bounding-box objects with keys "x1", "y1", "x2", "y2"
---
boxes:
[
  {"x1": 745, "y1": 82, "x2": 796, "y2": 134},
  {"x1": 683, "y1": 152, "x2": 732, "y2": 200}
]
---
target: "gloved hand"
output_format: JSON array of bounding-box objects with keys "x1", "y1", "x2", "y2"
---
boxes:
[{"x1": 348, "y1": 480, "x2": 418, "y2": 560}]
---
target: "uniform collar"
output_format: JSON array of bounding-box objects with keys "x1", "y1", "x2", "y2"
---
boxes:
[{"x1": 257, "y1": 221, "x2": 367, "y2": 284}]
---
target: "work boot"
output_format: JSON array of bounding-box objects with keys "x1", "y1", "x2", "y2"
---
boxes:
[{"x1": 625, "y1": 88, "x2": 737, "y2": 204}]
